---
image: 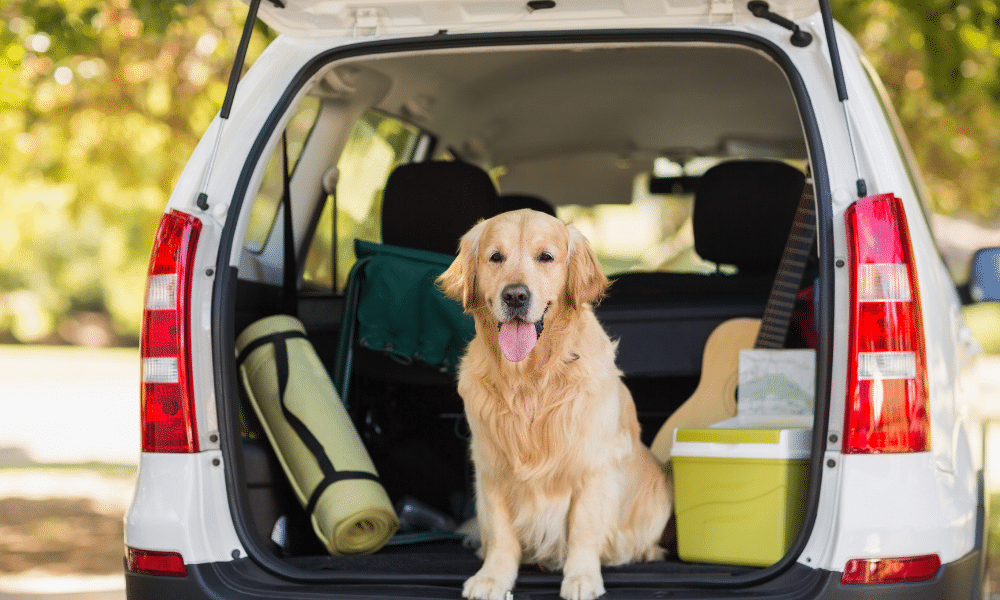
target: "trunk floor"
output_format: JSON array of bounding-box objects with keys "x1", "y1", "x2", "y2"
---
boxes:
[{"x1": 286, "y1": 540, "x2": 755, "y2": 578}]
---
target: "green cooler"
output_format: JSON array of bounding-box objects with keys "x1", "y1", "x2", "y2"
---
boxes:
[{"x1": 671, "y1": 425, "x2": 811, "y2": 567}]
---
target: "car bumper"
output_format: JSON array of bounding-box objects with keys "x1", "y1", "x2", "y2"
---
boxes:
[{"x1": 125, "y1": 548, "x2": 984, "y2": 600}]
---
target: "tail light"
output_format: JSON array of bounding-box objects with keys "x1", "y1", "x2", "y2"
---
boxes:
[
  {"x1": 844, "y1": 194, "x2": 929, "y2": 453},
  {"x1": 141, "y1": 210, "x2": 202, "y2": 453},
  {"x1": 841, "y1": 554, "x2": 940, "y2": 585},
  {"x1": 126, "y1": 547, "x2": 188, "y2": 577}
]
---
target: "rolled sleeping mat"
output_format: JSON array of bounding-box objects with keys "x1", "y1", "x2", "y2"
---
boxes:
[{"x1": 236, "y1": 315, "x2": 398, "y2": 555}]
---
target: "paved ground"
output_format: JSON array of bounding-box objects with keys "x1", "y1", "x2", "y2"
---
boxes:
[
  {"x1": 0, "y1": 470, "x2": 133, "y2": 600},
  {"x1": 0, "y1": 577, "x2": 126, "y2": 600},
  {"x1": 1, "y1": 346, "x2": 137, "y2": 600},
  {"x1": 0, "y1": 346, "x2": 139, "y2": 466}
]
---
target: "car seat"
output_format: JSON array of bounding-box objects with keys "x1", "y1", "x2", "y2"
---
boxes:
[
  {"x1": 500, "y1": 193, "x2": 557, "y2": 217},
  {"x1": 332, "y1": 160, "x2": 506, "y2": 398},
  {"x1": 331, "y1": 160, "x2": 506, "y2": 525}
]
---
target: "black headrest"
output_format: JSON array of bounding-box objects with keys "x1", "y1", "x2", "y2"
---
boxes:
[
  {"x1": 501, "y1": 194, "x2": 557, "y2": 217},
  {"x1": 693, "y1": 160, "x2": 807, "y2": 273},
  {"x1": 381, "y1": 161, "x2": 504, "y2": 255}
]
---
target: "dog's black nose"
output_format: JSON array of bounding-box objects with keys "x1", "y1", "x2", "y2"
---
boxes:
[{"x1": 501, "y1": 284, "x2": 530, "y2": 309}]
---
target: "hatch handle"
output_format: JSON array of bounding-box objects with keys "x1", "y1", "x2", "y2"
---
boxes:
[{"x1": 354, "y1": 8, "x2": 380, "y2": 36}]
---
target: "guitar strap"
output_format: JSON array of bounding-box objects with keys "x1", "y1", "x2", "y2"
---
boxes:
[{"x1": 753, "y1": 181, "x2": 816, "y2": 349}]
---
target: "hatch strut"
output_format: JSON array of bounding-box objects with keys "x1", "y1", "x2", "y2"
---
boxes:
[
  {"x1": 816, "y1": 0, "x2": 867, "y2": 197},
  {"x1": 196, "y1": 0, "x2": 271, "y2": 211},
  {"x1": 746, "y1": 0, "x2": 865, "y2": 197}
]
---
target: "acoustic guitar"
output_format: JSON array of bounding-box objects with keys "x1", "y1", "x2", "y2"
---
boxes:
[{"x1": 649, "y1": 183, "x2": 816, "y2": 462}]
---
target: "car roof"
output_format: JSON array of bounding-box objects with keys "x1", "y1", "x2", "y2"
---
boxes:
[{"x1": 324, "y1": 43, "x2": 805, "y2": 207}]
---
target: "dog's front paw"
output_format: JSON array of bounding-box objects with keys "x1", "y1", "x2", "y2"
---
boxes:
[
  {"x1": 560, "y1": 572, "x2": 605, "y2": 600},
  {"x1": 639, "y1": 545, "x2": 665, "y2": 562},
  {"x1": 463, "y1": 572, "x2": 515, "y2": 600}
]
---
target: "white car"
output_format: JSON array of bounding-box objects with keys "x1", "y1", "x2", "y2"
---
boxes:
[{"x1": 124, "y1": 0, "x2": 1000, "y2": 598}]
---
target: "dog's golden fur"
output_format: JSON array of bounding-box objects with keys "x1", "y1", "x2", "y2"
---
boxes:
[{"x1": 438, "y1": 209, "x2": 671, "y2": 600}]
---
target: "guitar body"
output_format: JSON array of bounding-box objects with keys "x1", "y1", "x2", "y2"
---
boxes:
[{"x1": 649, "y1": 318, "x2": 761, "y2": 462}]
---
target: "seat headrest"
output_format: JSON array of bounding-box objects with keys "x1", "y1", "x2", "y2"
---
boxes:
[
  {"x1": 501, "y1": 194, "x2": 557, "y2": 217},
  {"x1": 381, "y1": 161, "x2": 504, "y2": 255},
  {"x1": 693, "y1": 160, "x2": 807, "y2": 273}
]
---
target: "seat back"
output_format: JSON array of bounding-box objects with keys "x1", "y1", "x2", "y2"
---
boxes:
[
  {"x1": 692, "y1": 159, "x2": 806, "y2": 275},
  {"x1": 381, "y1": 161, "x2": 504, "y2": 255},
  {"x1": 598, "y1": 160, "x2": 808, "y2": 377},
  {"x1": 334, "y1": 161, "x2": 503, "y2": 399}
]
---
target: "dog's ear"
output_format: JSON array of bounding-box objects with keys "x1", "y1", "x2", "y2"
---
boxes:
[
  {"x1": 438, "y1": 219, "x2": 486, "y2": 310},
  {"x1": 566, "y1": 225, "x2": 608, "y2": 308}
]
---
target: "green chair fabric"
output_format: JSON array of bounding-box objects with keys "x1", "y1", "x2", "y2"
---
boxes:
[{"x1": 333, "y1": 239, "x2": 474, "y2": 400}]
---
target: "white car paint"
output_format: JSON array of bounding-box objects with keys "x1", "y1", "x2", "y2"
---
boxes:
[{"x1": 125, "y1": 0, "x2": 989, "y2": 594}]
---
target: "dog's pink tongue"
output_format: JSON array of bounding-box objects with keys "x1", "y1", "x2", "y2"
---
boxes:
[{"x1": 498, "y1": 320, "x2": 537, "y2": 362}]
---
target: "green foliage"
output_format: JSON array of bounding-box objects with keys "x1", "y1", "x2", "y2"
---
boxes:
[
  {"x1": 966, "y1": 303, "x2": 1000, "y2": 354},
  {"x1": 0, "y1": 0, "x2": 996, "y2": 346},
  {"x1": 0, "y1": 0, "x2": 271, "y2": 344},
  {"x1": 832, "y1": 0, "x2": 1000, "y2": 220}
]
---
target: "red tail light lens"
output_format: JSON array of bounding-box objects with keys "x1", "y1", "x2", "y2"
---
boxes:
[
  {"x1": 141, "y1": 210, "x2": 202, "y2": 453},
  {"x1": 841, "y1": 554, "x2": 940, "y2": 585},
  {"x1": 844, "y1": 194, "x2": 929, "y2": 453},
  {"x1": 126, "y1": 547, "x2": 188, "y2": 577}
]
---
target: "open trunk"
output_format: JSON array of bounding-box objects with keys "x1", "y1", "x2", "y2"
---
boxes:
[{"x1": 219, "y1": 33, "x2": 830, "y2": 592}]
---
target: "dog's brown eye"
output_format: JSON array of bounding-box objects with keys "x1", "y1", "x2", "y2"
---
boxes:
[
  {"x1": 538, "y1": 251, "x2": 554, "y2": 263},
  {"x1": 489, "y1": 251, "x2": 504, "y2": 263}
]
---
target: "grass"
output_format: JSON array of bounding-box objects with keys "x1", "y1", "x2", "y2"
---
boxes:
[
  {"x1": 0, "y1": 462, "x2": 137, "y2": 477},
  {"x1": 990, "y1": 494, "x2": 1000, "y2": 556},
  {"x1": 965, "y1": 304, "x2": 1000, "y2": 355}
]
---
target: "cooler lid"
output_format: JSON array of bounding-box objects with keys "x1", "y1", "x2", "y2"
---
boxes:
[{"x1": 671, "y1": 426, "x2": 812, "y2": 460}]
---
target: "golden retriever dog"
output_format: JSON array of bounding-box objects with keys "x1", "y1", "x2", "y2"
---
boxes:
[{"x1": 438, "y1": 209, "x2": 671, "y2": 600}]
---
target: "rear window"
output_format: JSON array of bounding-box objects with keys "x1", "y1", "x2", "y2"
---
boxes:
[
  {"x1": 243, "y1": 96, "x2": 322, "y2": 254},
  {"x1": 301, "y1": 110, "x2": 424, "y2": 292},
  {"x1": 555, "y1": 158, "x2": 806, "y2": 275},
  {"x1": 557, "y1": 172, "x2": 711, "y2": 275}
]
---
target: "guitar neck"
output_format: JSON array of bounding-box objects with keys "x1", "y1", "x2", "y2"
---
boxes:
[{"x1": 754, "y1": 183, "x2": 816, "y2": 350}]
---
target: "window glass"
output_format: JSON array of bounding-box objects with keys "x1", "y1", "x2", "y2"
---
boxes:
[
  {"x1": 557, "y1": 159, "x2": 724, "y2": 276},
  {"x1": 558, "y1": 177, "x2": 714, "y2": 276},
  {"x1": 558, "y1": 158, "x2": 809, "y2": 275},
  {"x1": 301, "y1": 111, "x2": 423, "y2": 292},
  {"x1": 243, "y1": 96, "x2": 322, "y2": 253}
]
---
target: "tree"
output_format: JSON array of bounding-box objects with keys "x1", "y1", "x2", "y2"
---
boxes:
[
  {"x1": 0, "y1": 0, "x2": 996, "y2": 345},
  {"x1": 0, "y1": 0, "x2": 270, "y2": 344},
  {"x1": 833, "y1": 0, "x2": 1000, "y2": 220}
]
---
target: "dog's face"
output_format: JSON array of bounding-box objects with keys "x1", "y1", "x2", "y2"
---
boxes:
[{"x1": 439, "y1": 209, "x2": 607, "y2": 362}]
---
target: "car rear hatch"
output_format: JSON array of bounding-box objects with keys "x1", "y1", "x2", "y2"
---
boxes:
[
  {"x1": 251, "y1": 0, "x2": 822, "y2": 37},
  {"x1": 206, "y1": 0, "x2": 851, "y2": 596}
]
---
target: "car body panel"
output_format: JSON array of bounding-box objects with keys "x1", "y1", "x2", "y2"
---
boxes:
[
  {"x1": 125, "y1": 452, "x2": 244, "y2": 564},
  {"x1": 124, "y1": 4, "x2": 989, "y2": 597},
  {"x1": 253, "y1": 0, "x2": 823, "y2": 38}
]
